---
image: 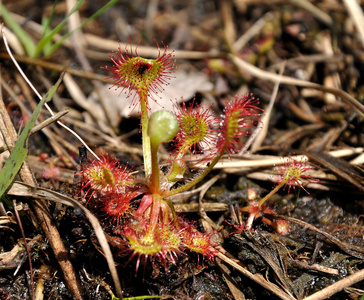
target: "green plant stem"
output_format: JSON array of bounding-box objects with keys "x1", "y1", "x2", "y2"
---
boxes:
[
  {"x1": 165, "y1": 151, "x2": 224, "y2": 197},
  {"x1": 140, "y1": 91, "x2": 152, "y2": 177},
  {"x1": 258, "y1": 181, "x2": 285, "y2": 208},
  {"x1": 150, "y1": 142, "x2": 160, "y2": 194},
  {"x1": 166, "y1": 149, "x2": 186, "y2": 182}
]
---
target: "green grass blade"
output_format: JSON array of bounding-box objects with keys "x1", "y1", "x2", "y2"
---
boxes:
[
  {"x1": 0, "y1": 4, "x2": 36, "y2": 57},
  {"x1": 40, "y1": 17, "x2": 53, "y2": 56},
  {"x1": 39, "y1": 0, "x2": 60, "y2": 54},
  {"x1": 44, "y1": 0, "x2": 119, "y2": 57},
  {"x1": 33, "y1": 0, "x2": 85, "y2": 58},
  {"x1": 40, "y1": 0, "x2": 60, "y2": 40},
  {"x1": 0, "y1": 73, "x2": 64, "y2": 198}
]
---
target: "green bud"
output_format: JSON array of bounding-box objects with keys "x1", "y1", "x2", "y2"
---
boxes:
[{"x1": 148, "y1": 110, "x2": 179, "y2": 146}]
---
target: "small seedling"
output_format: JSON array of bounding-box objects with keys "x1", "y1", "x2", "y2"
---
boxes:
[{"x1": 240, "y1": 156, "x2": 319, "y2": 232}]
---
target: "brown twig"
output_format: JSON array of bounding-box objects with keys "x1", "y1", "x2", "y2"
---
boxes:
[
  {"x1": 271, "y1": 214, "x2": 364, "y2": 259},
  {"x1": 7, "y1": 181, "x2": 123, "y2": 299},
  {"x1": 215, "y1": 246, "x2": 297, "y2": 300},
  {"x1": 12, "y1": 198, "x2": 34, "y2": 300},
  {"x1": 0, "y1": 53, "x2": 110, "y2": 82},
  {"x1": 303, "y1": 267, "x2": 364, "y2": 300},
  {"x1": 0, "y1": 92, "x2": 84, "y2": 299},
  {"x1": 0, "y1": 109, "x2": 69, "y2": 155},
  {"x1": 230, "y1": 54, "x2": 364, "y2": 119}
]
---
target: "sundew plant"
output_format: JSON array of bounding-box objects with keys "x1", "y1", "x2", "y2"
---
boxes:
[{"x1": 78, "y1": 40, "x2": 317, "y2": 271}]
